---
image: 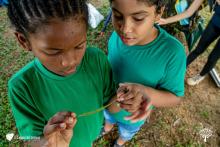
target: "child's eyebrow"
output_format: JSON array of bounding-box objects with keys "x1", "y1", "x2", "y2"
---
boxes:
[
  {"x1": 45, "y1": 40, "x2": 86, "y2": 50},
  {"x1": 77, "y1": 40, "x2": 86, "y2": 46},
  {"x1": 112, "y1": 8, "x2": 148, "y2": 15},
  {"x1": 131, "y1": 11, "x2": 149, "y2": 15}
]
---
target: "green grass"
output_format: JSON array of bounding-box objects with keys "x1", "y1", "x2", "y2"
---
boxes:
[
  {"x1": 199, "y1": 109, "x2": 210, "y2": 119},
  {"x1": 0, "y1": 8, "x2": 31, "y2": 146}
]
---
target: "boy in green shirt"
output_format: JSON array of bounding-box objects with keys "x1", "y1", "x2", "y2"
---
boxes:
[{"x1": 102, "y1": 0, "x2": 187, "y2": 146}]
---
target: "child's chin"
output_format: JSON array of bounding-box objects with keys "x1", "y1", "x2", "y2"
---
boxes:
[
  {"x1": 123, "y1": 41, "x2": 136, "y2": 46},
  {"x1": 63, "y1": 71, "x2": 76, "y2": 76}
]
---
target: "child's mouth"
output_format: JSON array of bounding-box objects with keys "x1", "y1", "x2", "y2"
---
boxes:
[
  {"x1": 120, "y1": 35, "x2": 135, "y2": 43},
  {"x1": 63, "y1": 67, "x2": 77, "y2": 75}
]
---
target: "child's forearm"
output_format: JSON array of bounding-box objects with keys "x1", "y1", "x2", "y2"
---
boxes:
[{"x1": 143, "y1": 86, "x2": 182, "y2": 107}]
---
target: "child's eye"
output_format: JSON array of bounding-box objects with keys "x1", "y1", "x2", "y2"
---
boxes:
[
  {"x1": 44, "y1": 51, "x2": 62, "y2": 56},
  {"x1": 113, "y1": 15, "x2": 123, "y2": 20},
  {"x1": 133, "y1": 17, "x2": 145, "y2": 22}
]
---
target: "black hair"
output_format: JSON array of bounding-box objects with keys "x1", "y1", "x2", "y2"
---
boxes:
[
  {"x1": 7, "y1": 0, "x2": 88, "y2": 37},
  {"x1": 109, "y1": 0, "x2": 168, "y2": 14}
]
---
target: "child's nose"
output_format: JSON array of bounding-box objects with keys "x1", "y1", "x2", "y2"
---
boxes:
[
  {"x1": 60, "y1": 53, "x2": 76, "y2": 67},
  {"x1": 121, "y1": 20, "x2": 132, "y2": 34}
]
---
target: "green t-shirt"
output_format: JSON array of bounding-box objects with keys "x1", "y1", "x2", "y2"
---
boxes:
[
  {"x1": 108, "y1": 25, "x2": 186, "y2": 124},
  {"x1": 8, "y1": 47, "x2": 115, "y2": 147}
]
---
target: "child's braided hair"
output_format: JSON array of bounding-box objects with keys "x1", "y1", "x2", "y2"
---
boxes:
[
  {"x1": 7, "y1": 0, "x2": 88, "y2": 37},
  {"x1": 109, "y1": 0, "x2": 168, "y2": 14}
]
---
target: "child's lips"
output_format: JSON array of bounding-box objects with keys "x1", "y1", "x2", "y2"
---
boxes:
[
  {"x1": 120, "y1": 35, "x2": 135, "y2": 43},
  {"x1": 63, "y1": 67, "x2": 77, "y2": 75}
]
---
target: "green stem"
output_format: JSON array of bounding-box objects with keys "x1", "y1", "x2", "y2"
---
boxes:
[{"x1": 77, "y1": 99, "x2": 117, "y2": 118}]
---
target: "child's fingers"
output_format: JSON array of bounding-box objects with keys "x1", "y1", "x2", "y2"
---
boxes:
[
  {"x1": 117, "y1": 90, "x2": 125, "y2": 98},
  {"x1": 145, "y1": 103, "x2": 154, "y2": 111},
  {"x1": 117, "y1": 84, "x2": 129, "y2": 98},
  {"x1": 131, "y1": 109, "x2": 152, "y2": 123},
  {"x1": 119, "y1": 83, "x2": 129, "y2": 87},
  {"x1": 130, "y1": 102, "x2": 154, "y2": 122},
  {"x1": 124, "y1": 101, "x2": 154, "y2": 122},
  {"x1": 117, "y1": 91, "x2": 134, "y2": 101},
  {"x1": 44, "y1": 113, "x2": 77, "y2": 137},
  {"x1": 44, "y1": 123, "x2": 66, "y2": 137},
  {"x1": 119, "y1": 103, "x2": 137, "y2": 112},
  {"x1": 124, "y1": 111, "x2": 140, "y2": 120},
  {"x1": 48, "y1": 112, "x2": 72, "y2": 125},
  {"x1": 119, "y1": 92, "x2": 142, "y2": 112},
  {"x1": 119, "y1": 98, "x2": 134, "y2": 105},
  {"x1": 128, "y1": 92, "x2": 143, "y2": 105},
  {"x1": 120, "y1": 99, "x2": 140, "y2": 112},
  {"x1": 65, "y1": 116, "x2": 77, "y2": 130},
  {"x1": 58, "y1": 113, "x2": 77, "y2": 130}
]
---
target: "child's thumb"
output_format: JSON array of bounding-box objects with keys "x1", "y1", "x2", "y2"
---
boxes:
[{"x1": 119, "y1": 83, "x2": 130, "y2": 87}]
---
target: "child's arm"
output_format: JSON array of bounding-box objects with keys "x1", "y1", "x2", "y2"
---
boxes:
[
  {"x1": 27, "y1": 112, "x2": 77, "y2": 147},
  {"x1": 157, "y1": 0, "x2": 204, "y2": 25},
  {"x1": 118, "y1": 83, "x2": 181, "y2": 108}
]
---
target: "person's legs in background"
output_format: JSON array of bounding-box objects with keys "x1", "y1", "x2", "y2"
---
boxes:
[
  {"x1": 200, "y1": 38, "x2": 220, "y2": 75},
  {"x1": 187, "y1": 22, "x2": 219, "y2": 66},
  {"x1": 187, "y1": 22, "x2": 220, "y2": 86}
]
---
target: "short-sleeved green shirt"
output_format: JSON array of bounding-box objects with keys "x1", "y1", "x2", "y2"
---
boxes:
[
  {"x1": 8, "y1": 47, "x2": 115, "y2": 147},
  {"x1": 108, "y1": 25, "x2": 186, "y2": 124}
]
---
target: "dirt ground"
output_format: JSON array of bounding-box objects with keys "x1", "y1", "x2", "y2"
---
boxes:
[{"x1": 90, "y1": 1, "x2": 220, "y2": 146}]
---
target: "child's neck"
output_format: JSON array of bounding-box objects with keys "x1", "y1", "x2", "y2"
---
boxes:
[
  {"x1": 135, "y1": 26, "x2": 158, "y2": 46},
  {"x1": 144, "y1": 27, "x2": 158, "y2": 45}
]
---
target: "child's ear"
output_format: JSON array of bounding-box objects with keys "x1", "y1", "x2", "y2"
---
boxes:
[
  {"x1": 155, "y1": 6, "x2": 165, "y2": 21},
  {"x1": 14, "y1": 32, "x2": 32, "y2": 51}
]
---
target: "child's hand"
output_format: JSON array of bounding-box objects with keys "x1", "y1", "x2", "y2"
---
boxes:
[
  {"x1": 125, "y1": 99, "x2": 154, "y2": 123},
  {"x1": 117, "y1": 83, "x2": 144, "y2": 113},
  {"x1": 43, "y1": 112, "x2": 77, "y2": 147},
  {"x1": 117, "y1": 83, "x2": 153, "y2": 122}
]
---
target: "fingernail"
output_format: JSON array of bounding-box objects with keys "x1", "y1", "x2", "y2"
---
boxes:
[
  {"x1": 71, "y1": 113, "x2": 76, "y2": 118},
  {"x1": 60, "y1": 123, "x2": 65, "y2": 128},
  {"x1": 69, "y1": 117, "x2": 73, "y2": 123},
  {"x1": 124, "y1": 117, "x2": 129, "y2": 120},
  {"x1": 116, "y1": 102, "x2": 120, "y2": 107},
  {"x1": 131, "y1": 120, "x2": 137, "y2": 123},
  {"x1": 118, "y1": 98, "x2": 124, "y2": 101}
]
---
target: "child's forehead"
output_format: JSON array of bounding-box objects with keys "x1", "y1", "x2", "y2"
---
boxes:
[
  {"x1": 38, "y1": 18, "x2": 86, "y2": 34},
  {"x1": 112, "y1": 0, "x2": 151, "y2": 6},
  {"x1": 29, "y1": 19, "x2": 87, "y2": 49},
  {"x1": 112, "y1": 0, "x2": 156, "y2": 14}
]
